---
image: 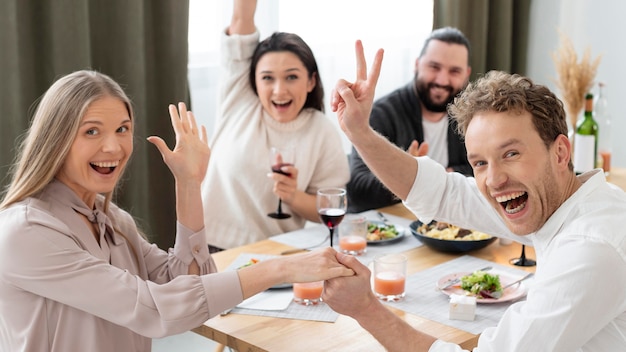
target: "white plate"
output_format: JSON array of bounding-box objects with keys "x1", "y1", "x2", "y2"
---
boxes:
[
  {"x1": 437, "y1": 271, "x2": 528, "y2": 304},
  {"x1": 366, "y1": 221, "x2": 406, "y2": 245}
]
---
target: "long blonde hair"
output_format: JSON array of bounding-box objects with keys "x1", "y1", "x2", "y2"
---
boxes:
[{"x1": 0, "y1": 70, "x2": 134, "y2": 211}]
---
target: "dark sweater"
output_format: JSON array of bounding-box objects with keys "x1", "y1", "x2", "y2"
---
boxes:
[{"x1": 347, "y1": 82, "x2": 472, "y2": 213}]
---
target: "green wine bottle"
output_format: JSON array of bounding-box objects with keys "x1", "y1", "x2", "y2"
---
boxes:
[{"x1": 573, "y1": 93, "x2": 598, "y2": 174}]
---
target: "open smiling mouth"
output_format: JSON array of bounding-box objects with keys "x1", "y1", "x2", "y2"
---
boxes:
[
  {"x1": 497, "y1": 192, "x2": 528, "y2": 214},
  {"x1": 90, "y1": 162, "x2": 118, "y2": 175},
  {"x1": 273, "y1": 100, "x2": 292, "y2": 108}
]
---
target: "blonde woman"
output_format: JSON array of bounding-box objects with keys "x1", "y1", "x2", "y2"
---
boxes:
[{"x1": 0, "y1": 70, "x2": 353, "y2": 352}]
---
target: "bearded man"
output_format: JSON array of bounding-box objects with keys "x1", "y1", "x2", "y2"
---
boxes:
[{"x1": 347, "y1": 27, "x2": 472, "y2": 212}]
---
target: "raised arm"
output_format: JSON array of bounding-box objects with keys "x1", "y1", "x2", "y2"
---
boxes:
[
  {"x1": 147, "y1": 103, "x2": 210, "y2": 274},
  {"x1": 228, "y1": 0, "x2": 256, "y2": 35},
  {"x1": 331, "y1": 41, "x2": 418, "y2": 201}
]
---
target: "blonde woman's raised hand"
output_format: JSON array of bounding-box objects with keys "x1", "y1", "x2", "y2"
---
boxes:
[
  {"x1": 331, "y1": 40, "x2": 384, "y2": 141},
  {"x1": 147, "y1": 102, "x2": 210, "y2": 184}
]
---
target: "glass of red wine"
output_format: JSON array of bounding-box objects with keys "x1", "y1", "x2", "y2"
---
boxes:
[
  {"x1": 510, "y1": 244, "x2": 536, "y2": 267},
  {"x1": 316, "y1": 188, "x2": 347, "y2": 248},
  {"x1": 267, "y1": 147, "x2": 295, "y2": 219}
]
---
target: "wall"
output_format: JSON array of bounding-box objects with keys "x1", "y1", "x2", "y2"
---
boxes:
[{"x1": 526, "y1": 0, "x2": 625, "y2": 167}]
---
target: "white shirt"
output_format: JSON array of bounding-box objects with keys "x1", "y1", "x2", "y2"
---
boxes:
[
  {"x1": 422, "y1": 116, "x2": 449, "y2": 168},
  {"x1": 404, "y1": 157, "x2": 626, "y2": 352}
]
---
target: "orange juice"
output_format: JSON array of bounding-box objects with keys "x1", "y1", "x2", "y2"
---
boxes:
[
  {"x1": 373, "y1": 253, "x2": 407, "y2": 301},
  {"x1": 339, "y1": 215, "x2": 368, "y2": 255},
  {"x1": 339, "y1": 235, "x2": 367, "y2": 252},
  {"x1": 374, "y1": 271, "x2": 406, "y2": 296},
  {"x1": 293, "y1": 281, "x2": 324, "y2": 305}
]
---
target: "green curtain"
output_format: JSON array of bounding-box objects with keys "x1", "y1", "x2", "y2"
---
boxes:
[
  {"x1": 434, "y1": 0, "x2": 531, "y2": 80},
  {"x1": 0, "y1": 0, "x2": 190, "y2": 250}
]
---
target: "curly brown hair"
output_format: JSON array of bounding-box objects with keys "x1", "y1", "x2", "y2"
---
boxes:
[{"x1": 449, "y1": 71, "x2": 568, "y2": 152}]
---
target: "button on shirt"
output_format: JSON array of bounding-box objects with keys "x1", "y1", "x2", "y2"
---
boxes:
[{"x1": 404, "y1": 157, "x2": 626, "y2": 351}]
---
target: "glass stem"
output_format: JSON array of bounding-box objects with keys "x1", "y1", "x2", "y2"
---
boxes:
[
  {"x1": 519, "y1": 245, "x2": 527, "y2": 260},
  {"x1": 276, "y1": 199, "x2": 283, "y2": 214},
  {"x1": 329, "y1": 227, "x2": 334, "y2": 247}
]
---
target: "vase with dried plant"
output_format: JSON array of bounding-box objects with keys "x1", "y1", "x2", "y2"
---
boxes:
[{"x1": 551, "y1": 31, "x2": 602, "y2": 144}]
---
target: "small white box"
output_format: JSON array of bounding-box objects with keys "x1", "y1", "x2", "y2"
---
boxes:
[{"x1": 449, "y1": 294, "x2": 476, "y2": 321}]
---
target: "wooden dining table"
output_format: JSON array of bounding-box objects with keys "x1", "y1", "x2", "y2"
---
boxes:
[
  {"x1": 607, "y1": 167, "x2": 626, "y2": 191},
  {"x1": 192, "y1": 167, "x2": 626, "y2": 351}
]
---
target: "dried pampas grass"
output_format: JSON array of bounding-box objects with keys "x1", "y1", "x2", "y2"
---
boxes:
[{"x1": 551, "y1": 30, "x2": 602, "y2": 129}]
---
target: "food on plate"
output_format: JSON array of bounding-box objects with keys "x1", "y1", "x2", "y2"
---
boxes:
[
  {"x1": 237, "y1": 258, "x2": 259, "y2": 269},
  {"x1": 460, "y1": 270, "x2": 503, "y2": 299},
  {"x1": 366, "y1": 222, "x2": 400, "y2": 241},
  {"x1": 417, "y1": 221, "x2": 491, "y2": 241}
]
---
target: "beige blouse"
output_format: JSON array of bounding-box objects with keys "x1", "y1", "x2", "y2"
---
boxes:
[{"x1": 0, "y1": 180, "x2": 243, "y2": 352}]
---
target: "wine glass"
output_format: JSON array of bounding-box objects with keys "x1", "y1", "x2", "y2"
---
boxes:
[
  {"x1": 267, "y1": 147, "x2": 295, "y2": 219},
  {"x1": 510, "y1": 245, "x2": 536, "y2": 267},
  {"x1": 316, "y1": 188, "x2": 347, "y2": 247}
]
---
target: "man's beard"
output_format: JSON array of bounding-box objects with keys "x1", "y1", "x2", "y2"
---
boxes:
[{"x1": 415, "y1": 76, "x2": 459, "y2": 113}]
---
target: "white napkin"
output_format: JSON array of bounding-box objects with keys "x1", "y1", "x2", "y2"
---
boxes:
[{"x1": 237, "y1": 290, "x2": 293, "y2": 310}]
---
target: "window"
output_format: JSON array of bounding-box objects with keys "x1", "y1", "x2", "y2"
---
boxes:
[{"x1": 188, "y1": 0, "x2": 433, "y2": 152}]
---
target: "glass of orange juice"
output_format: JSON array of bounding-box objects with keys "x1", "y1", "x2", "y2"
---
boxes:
[
  {"x1": 293, "y1": 281, "x2": 324, "y2": 305},
  {"x1": 338, "y1": 215, "x2": 368, "y2": 255},
  {"x1": 373, "y1": 253, "x2": 407, "y2": 301}
]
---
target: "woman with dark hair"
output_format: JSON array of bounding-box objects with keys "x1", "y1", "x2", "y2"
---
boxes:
[
  {"x1": 202, "y1": 0, "x2": 349, "y2": 250},
  {"x1": 249, "y1": 31, "x2": 325, "y2": 112}
]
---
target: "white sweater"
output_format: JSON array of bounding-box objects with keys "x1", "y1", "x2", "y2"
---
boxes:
[{"x1": 201, "y1": 30, "x2": 349, "y2": 249}]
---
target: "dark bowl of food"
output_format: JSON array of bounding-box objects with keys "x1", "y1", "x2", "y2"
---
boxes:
[{"x1": 409, "y1": 220, "x2": 497, "y2": 253}]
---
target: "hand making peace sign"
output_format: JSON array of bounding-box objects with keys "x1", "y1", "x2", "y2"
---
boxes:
[{"x1": 331, "y1": 40, "x2": 384, "y2": 141}]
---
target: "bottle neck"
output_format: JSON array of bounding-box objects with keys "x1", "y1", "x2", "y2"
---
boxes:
[
  {"x1": 583, "y1": 97, "x2": 594, "y2": 120},
  {"x1": 584, "y1": 99, "x2": 593, "y2": 112}
]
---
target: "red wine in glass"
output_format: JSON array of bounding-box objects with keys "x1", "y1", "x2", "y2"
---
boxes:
[
  {"x1": 268, "y1": 147, "x2": 295, "y2": 220},
  {"x1": 316, "y1": 188, "x2": 347, "y2": 247},
  {"x1": 318, "y1": 208, "x2": 346, "y2": 229},
  {"x1": 271, "y1": 163, "x2": 293, "y2": 176}
]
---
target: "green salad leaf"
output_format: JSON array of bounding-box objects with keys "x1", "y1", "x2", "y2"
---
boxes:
[
  {"x1": 366, "y1": 223, "x2": 399, "y2": 241},
  {"x1": 460, "y1": 270, "x2": 503, "y2": 299}
]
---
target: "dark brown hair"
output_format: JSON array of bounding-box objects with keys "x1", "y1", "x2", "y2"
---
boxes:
[
  {"x1": 249, "y1": 32, "x2": 324, "y2": 112},
  {"x1": 420, "y1": 27, "x2": 471, "y2": 65}
]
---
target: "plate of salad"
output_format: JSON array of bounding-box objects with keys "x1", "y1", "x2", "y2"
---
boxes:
[
  {"x1": 437, "y1": 270, "x2": 528, "y2": 303},
  {"x1": 366, "y1": 221, "x2": 405, "y2": 245}
]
